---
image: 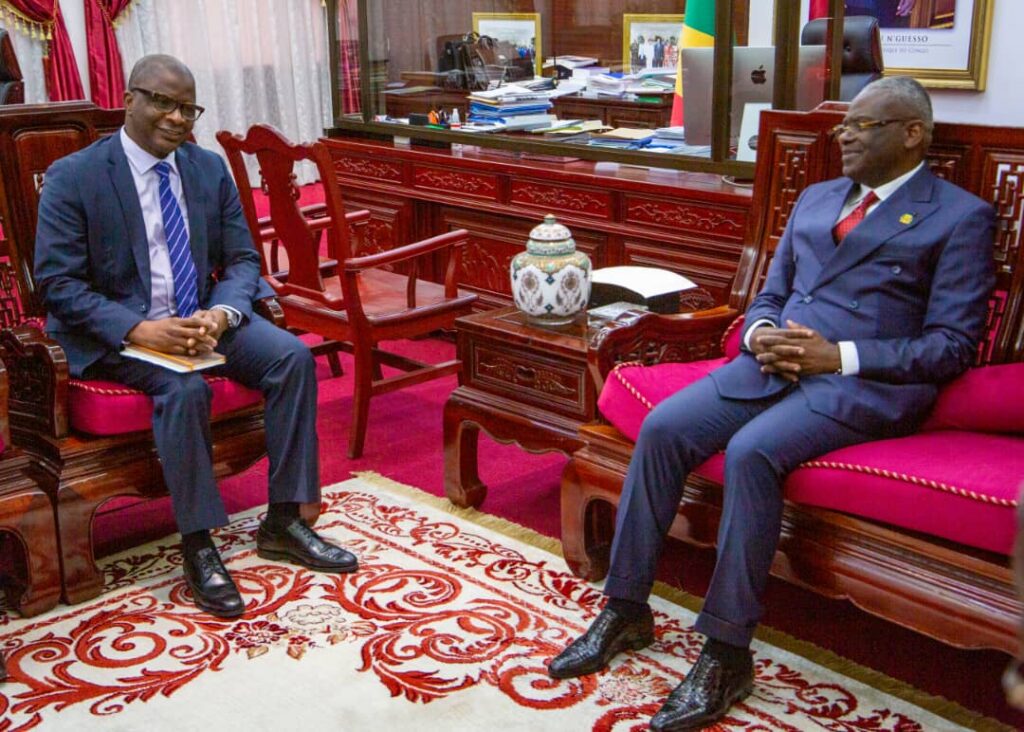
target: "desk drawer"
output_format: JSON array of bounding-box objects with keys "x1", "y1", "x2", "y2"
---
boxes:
[{"x1": 467, "y1": 341, "x2": 587, "y2": 418}]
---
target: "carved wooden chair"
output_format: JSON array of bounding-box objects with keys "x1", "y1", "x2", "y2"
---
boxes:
[
  {"x1": 563, "y1": 104, "x2": 1024, "y2": 654},
  {"x1": 0, "y1": 102, "x2": 308, "y2": 605},
  {"x1": 217, "y1": 124, "x2": 478, "y2": 458},
  {"x1": 0, "y1": 29, "x2": 23, "y2": 106},
  {"x1": 0, "y1": 356, "x2": 61, "y2": 617}
]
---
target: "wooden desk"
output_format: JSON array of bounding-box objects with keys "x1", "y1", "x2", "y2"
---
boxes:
[{"x1": 444, "y1": 307, "x2": 594, "y2": 508}]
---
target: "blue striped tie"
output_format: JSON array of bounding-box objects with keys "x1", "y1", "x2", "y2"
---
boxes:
[{"x1": 154, "y1": 161, "x2": 199, "y2": 318}]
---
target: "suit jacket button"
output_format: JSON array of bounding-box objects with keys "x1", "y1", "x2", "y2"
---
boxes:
[
  {"x1": 802, "y1": 295, "x2": 813, "y2": 304},
  {"x1": 891, "y1": 265, "x2": 902, "y2": 274},
  {"x1": 140, "y1": 305, "x2": 147, "y2": 312},
  {"x1": 849, "y1": 300, "x2": 859, "y2": 309}
]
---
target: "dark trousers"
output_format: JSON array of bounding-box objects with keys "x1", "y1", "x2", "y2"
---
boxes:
[
  {"x1": 86, "y1": 315, "x2": 319, "y2": 534},
  {"x1": 603, "y1": 375, "x2": 870, "y2": 647},
  {"x1": 845, "y1": 0, "x2": 911, "y2": 28}
]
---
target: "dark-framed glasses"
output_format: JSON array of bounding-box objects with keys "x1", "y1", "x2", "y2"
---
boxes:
[
  {"x1": 830, "y1": 118, "x2": 916, "y2": 136},
  {"x1": 131, "y1": 87, "x2": 205, "y2": 122}
]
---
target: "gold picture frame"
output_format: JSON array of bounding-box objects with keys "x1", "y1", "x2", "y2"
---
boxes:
[
  {"x1": 817, "y1": 0, "x2": 994, "y2": 90},
  {"x1": 622, "y1": 13, "x2": 684, "y2": 75},
  {"x1": 472, "y1": 12, "x2": 542, "y2": 77}
]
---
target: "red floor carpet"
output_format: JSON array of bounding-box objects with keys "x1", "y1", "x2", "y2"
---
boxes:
[{"x1": 87, "y1": 185, "x2": 1022, "y2": 727}]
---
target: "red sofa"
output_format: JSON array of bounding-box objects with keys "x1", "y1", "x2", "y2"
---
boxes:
[{"x1": 560, "y1": 105, "x2": 1024, "y2": 655}]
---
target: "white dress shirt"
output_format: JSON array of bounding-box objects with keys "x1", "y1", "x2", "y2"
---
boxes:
[
  {"x1": 120, "y1": 128, "x2": 241, "y2": 327},
  {"x1": 744, "y1": 162, "x2": 926, "y2": 375}
]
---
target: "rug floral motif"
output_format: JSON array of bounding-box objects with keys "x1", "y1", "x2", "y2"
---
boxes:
[{"x1": 0, "y1": 475, "x2": 991, "y2": 730}]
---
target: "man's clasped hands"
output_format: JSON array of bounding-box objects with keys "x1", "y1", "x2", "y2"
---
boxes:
[
  {"x1": 751, "y1": 320, "x2": 843, "y2": 382},
  {"x1": 127, "y1": 309, "x2": 230, "y2": 356}
]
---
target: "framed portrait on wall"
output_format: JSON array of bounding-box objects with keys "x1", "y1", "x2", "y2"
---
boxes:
[
  {"x1": 472, "y1": 12, "x2": 542, "y2": 77},
  {"x1": 622, "y1": 14, "x2": 684, "y2": 75},
  {"x1": 823, "y1": 0, "x2": 993, "y2": 89}
]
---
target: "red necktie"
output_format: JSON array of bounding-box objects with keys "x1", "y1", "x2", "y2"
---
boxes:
[{"x1": 832, "y1": 191, "x2": 879, "y2": 244}]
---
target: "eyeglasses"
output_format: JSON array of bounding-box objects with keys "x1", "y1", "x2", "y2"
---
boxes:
[
  {"x1": 130, "y1": 87, "x2": 205, "y2": 122},
  {"x1": 830, "y1": 118, "x2": 916, "y2": 136}
]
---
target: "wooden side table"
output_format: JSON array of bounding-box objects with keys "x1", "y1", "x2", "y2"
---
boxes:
[{"x1": 444, "y1": 307, "x2": 596, "y2": 509}]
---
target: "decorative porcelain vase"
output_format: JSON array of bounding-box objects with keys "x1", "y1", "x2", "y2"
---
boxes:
[{"x1": 510, "y1": 214, "x2": 591, "y2": 326}]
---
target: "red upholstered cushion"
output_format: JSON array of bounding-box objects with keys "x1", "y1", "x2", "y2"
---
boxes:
[
  {"x1": 598, "y1": 358, "x2": 728, "y2": 442},
  {"x1": 68, "y1": 376, "x2": 263, "y2": 436},
  {"x1": 786, "y1": 431, "x2": 1023, "y2": 555},
  {"x1": 921, "y1": 362, "x2": 1024, "y2": 434}
]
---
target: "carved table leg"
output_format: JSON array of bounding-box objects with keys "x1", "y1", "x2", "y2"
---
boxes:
[{"x1": 443, "y1": 398, "x2": 487, "y2": 509}]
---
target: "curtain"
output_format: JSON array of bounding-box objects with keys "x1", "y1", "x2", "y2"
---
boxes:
[
  {"x1": 84, "y1": 0, "x2": 133, "y2": 108},
  {"x1": 0, "y1": 0, "x2": 84, "y2": 100},
  {"x1": 116, "y1": 0, "x2": 331, "y2": 184},
  {"x1": 337, "y1": 0, "x2": 358, "y2": 114}
]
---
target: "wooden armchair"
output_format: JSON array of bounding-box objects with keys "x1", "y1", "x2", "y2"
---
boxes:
[
  {"x1": 562, "y1": 104, "x2": 1024, "y2": 654},
  {"x1": 0, "y1": 102, "x2": 296, "y2": 604},
  {"x1": 217, "y1": 124, "x2": 478, "y2": 458}
]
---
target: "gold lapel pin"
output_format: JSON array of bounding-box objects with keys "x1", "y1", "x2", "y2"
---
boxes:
[{"x1": 899, "y1": 213, "x2": 914, "y2": 225}]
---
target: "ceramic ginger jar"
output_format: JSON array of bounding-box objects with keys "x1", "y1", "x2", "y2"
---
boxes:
[{"x1": 510, "y1": 214, "x2": 591, "y2": 326}]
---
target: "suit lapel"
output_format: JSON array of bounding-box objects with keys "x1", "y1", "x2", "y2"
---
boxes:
[
  {"x1": 812, "y1": 167, "x2": 939, "y2": 291},
  {"x1": 107, "y1": 135, "x2": 152, "y2": 298},
  {"x1": 175, "y1": 145, "x2": 209, "y2": 297},
  {"x1": 805, "y1": 179, "x2": 855, "y2": 270}
]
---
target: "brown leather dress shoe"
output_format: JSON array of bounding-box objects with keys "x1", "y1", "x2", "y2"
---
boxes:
[
  {"x1": 183, "y1": 546, "x2": 245, "y2": 618},
  {"x1": 547, "y1": 605, "x2": 655, "y2": 679},
  {"x1": 649, "y1": 644, "x2": 754, "y2": 731},
  {"x1": 256, "y1": 518, "x2": 358, "y2": 573}
]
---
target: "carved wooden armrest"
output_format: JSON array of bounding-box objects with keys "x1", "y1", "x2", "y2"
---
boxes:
[
  {"x1": 587, "y1": 307, "x2": 739, "y2": 392},
  {"x1": 0, "y1": 325, "x2": 69, "y2": 440},
  {"x1": 254, "y1": 296, "x2": 286, "y2": 328}
]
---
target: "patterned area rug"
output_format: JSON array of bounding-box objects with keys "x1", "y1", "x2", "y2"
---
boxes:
[{"x1": 0, "y1": 474, "x2": 1003, "y2": 731}]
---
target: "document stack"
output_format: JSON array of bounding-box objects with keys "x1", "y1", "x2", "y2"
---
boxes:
[{"x1": 467, "y1": 84, "x2": 556, "y2": 131}]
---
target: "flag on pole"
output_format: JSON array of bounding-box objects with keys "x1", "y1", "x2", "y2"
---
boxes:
[
  {"x1": 670, "y1": 0, "x2": 717, "y2": 127},
  {"x1": 809, "y1": 0, "x2": 830, "y2": 20}
]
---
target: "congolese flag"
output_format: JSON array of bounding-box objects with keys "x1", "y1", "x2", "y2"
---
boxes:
[
  {"x1": 809, "y1": 0, "x2": 831, "y2": 20},
  {"x1": 670, "y1": 0, "x2": 716, "y2": 127}
]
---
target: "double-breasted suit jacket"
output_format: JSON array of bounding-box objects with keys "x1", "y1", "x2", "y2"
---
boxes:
[{"x1": 710, "y1": 166, "x2": 996, "y2": 434}]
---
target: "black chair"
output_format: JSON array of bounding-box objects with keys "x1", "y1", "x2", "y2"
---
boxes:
[
  {"x1": 0, "y1": 29, "x2": 24, "y2": 105},
  {"x1": 801, "y1": 15, "x2": 884, "y2": 101}
]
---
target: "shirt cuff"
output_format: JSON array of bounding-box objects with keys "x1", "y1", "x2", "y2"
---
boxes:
[
  {"x1": 743, "y1": 318, "x2": 777, "y2": 351},
  {"x1": 211, "y1": 305, "x2": 242, "y2": 329},
  {"x1": 837, "y1": 341, "x2": 859, "y2": 375}
]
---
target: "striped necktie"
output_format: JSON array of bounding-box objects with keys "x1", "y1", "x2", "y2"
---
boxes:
[
  {"x1": 154, "y1": 161, "x2": 199, "y2": 318},
  {"x1": 832, "y1": 190, "x2": 879, "y2": 244}
]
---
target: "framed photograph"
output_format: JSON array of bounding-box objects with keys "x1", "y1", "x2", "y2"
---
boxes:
[
  {"x1": 622, "y1": 14, "x2": 684, "y2": 75},
  {"x1": 821, "y1": 0, "x2": 993, "y2": 89},
  {"x1": 472, "y1": 12, "x2": 542, "y2": 77}
]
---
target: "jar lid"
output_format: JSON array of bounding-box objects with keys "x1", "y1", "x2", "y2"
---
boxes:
[{"x1": 526, "y1": 214, "x2": 576, "y2": 256}]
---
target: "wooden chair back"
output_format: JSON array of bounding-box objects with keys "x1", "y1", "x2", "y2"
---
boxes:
[
  {"x1": 0, "y1": 101, "x2": 124, "y2": 324},
  {"x1": 735, "y1": 103, "x2": 1024, "y2": 367},
  {"x1": 218, "y1": 124, "x2": 358, "y2": 311}
]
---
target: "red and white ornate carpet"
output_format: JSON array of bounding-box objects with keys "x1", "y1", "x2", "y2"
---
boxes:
[{"x1": 0, "y1": 474, "x2": 998, "y2": 730}]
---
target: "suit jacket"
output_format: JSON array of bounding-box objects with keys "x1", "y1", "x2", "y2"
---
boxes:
[
  {"x1": 34, "y1": 133, "x2": 273, "y2": 377},
  {"x1": 710, "y1": 166, "x2": 995, "y2": 434}
]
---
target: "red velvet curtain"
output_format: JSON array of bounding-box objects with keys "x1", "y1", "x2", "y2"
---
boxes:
[
  {"x1": 337, "y1": 0, "x2": 359, "y2": 114},
  {"x1": 1, "y1": 0, "x2": 84, "y2": 100},
  {"x1": 84, "y1": 0, "x2": 132, "y2": 108}
]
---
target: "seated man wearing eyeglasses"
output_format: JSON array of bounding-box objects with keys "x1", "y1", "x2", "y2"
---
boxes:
[
  {"x1": 548, "y1": 76, "x2": 995, "y2": 731},
  {"x1": 34, "y1": 54, "x2": 358, "y2": 618}
]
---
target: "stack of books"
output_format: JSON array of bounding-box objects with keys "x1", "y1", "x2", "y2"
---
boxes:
[
  {"x1": 467, "y1": 84, "x2": 555, "y2": 130},
  {"x1": 587, "y1": 127, "x2": 656, "y2": 149}
]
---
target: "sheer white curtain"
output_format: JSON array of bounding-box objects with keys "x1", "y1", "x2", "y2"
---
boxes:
[
  {"x1": 7, "y1": 28, "x2": 47, "y2": 104},
  {"x1": 115, "y1": 0, "x2": 331, "y2": 183}
]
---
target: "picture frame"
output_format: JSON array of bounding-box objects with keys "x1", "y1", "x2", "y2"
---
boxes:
[
  {"x1": 817, "y1": 0, "x2": 994, "y2": 90},
  {"x1": 622, "y1": 14, "x2": 684, "y2": 75},
  {"x1": 472, "y1": 12, "x2": 542, "y2": 77}
]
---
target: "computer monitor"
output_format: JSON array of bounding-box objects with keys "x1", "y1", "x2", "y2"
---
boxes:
[{"x1": 679, "y1": 45, "x2": 827, "y2": 146}]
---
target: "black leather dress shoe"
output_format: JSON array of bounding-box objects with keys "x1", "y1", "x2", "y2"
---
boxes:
[
  {"x1": 649, "y1": 644, "x2": 754, "y2": 731},
  {"x1": 256, "y1": 518, "x2": 358, "y2": 573},
  {"x1": 183, "y1": 546, "x2": 245, "y2": 618},
  {"x1": 548, "y1": 605, "x2": 655, "y2": 679}
]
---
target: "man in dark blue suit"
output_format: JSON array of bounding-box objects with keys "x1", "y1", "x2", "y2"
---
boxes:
[
  {"x1": 548, "y1": 76, "x2": 995, "y2": 731},
  {"x1": 846, "y1": 0, "x2": 917, "y2": 28},
  {"x1": 34, "y1": 55, "x2": 358, "y2": 618}
]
